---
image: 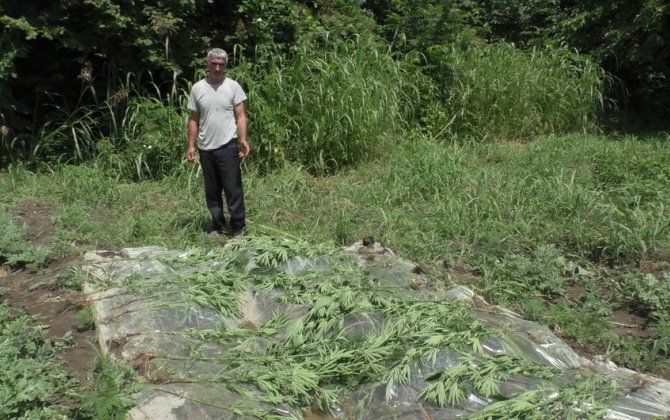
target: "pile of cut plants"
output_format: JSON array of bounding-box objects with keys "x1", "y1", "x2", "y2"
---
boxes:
[{"x1": 78, "y1": 235, "x2": 670, "y2": 419}]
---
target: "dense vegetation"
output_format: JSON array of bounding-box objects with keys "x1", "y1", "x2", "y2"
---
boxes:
[
  {"x1": 1, "y1": 0, "x2": 669, "y2": 417},
  {"x1": 2, "y1": 131, "x2": 669, "y2": 416},
  {"x1": 2, "y1": 0, "x2": 669, "y2": 164},
  {"x1": 0, "y1": 301, "x2": 139, "y2": 418}
]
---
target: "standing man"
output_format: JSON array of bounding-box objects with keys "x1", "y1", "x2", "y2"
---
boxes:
[{"x1": 187, "y1": 48, "x2": 249, "y2": 237}]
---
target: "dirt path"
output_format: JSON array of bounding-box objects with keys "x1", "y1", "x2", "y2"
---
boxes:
[
  {"x1": 1, "y1": 202, "x2": 98, "y2": 384},
  {"x1": 1, "y1": 263, "x2": 98, "y2": 382}
]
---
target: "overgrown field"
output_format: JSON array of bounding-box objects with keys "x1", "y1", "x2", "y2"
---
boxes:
[
  {"x1": 1, "y1": 36, "x2": 669, "y2": 416},
  {"x1": 2, "y1": 131, "x2": 670, "y2": 416}
]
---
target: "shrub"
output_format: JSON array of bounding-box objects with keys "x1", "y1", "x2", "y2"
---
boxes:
[
  {"x1": 424, "y1": 42, "x2": 610, "y2": 141},
  {"x1": 236, "y1": 36, "x2": 424, "y2": 174}
]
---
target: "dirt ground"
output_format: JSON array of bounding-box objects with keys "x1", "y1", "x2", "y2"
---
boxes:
[
  {"x1": 2, "y1": 202, "x2": 98, "y2": 384},
  {"x1": 2, "y1": 201, "x2": 669, "y2": 391}
]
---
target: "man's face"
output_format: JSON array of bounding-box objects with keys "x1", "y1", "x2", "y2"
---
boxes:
[{"x1": 208, "y1": 57, "x2": 227, "y2": 76}]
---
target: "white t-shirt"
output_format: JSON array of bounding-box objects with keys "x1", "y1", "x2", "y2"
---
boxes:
[{"x1": 187, "y1": 78, "x2": 247, "y2": 150}]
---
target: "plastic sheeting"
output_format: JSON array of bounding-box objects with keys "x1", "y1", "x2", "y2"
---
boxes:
[{"x1": 80, "y1": 239, "x2": 670, "y2": 419}]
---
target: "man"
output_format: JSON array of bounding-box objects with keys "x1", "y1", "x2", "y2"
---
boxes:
[{"x1": 187, "y1": 48, "x2": 249, "y2": 237}]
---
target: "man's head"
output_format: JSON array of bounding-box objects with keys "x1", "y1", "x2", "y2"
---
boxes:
[
  {"x1": 206, "y1": 48, "x2": 228, "y2": 81},
  {"x1": 207, "y1": 48, "x2": 228, "y2": 64}
]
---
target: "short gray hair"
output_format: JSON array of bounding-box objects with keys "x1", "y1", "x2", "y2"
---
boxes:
[{"x1": 207, "y1": 48, "x2": 228, "y2": 63}]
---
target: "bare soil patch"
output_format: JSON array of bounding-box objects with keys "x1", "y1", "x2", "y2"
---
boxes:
[
  {"x1": 12, "y1": 201, "x2": 55, "y2": 245},
  {"x1": 1, "y1": 263, "x2": 98, "y2": 381}
]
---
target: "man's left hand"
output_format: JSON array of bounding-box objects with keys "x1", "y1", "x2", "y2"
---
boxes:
[{"x1": 239, "y1": 139, "x2": 250, "y2": 158}]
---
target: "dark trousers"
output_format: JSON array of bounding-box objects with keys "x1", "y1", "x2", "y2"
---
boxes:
[{"x1": 199, "y1": 141, "x2": 246, "y2": 234}]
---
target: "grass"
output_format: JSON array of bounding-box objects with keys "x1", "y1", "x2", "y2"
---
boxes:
[
  {"x1": 423, "y1": 43, "x2": 610, "y2": 142},
  {"x1": 234, "y1": 35, "x2": 424, "y2": 174},
  {"x1": 2, "y1": 132, "x2": 669, "y2": 381},
  {"x1": 246, "y1": 133, "x2": 670, "y2": 264}
]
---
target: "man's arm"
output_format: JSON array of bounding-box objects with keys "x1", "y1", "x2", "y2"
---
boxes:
[
  {"x1": 234, "y1": 102, "x2": 249, "y2": 158},
  {"x1": 187, "y1": 111, "x2": 199, "y2": 162}
]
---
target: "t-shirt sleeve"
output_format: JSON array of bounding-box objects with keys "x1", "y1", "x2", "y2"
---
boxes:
[
  {"x1": 187, "y1": 86, "x2": 198, "y2": 112},
  {"x1": 233, "y1": 81, "x2": 247, "y2": 105}
]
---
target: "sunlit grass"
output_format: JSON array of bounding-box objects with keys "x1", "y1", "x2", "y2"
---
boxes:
[
  {"x1": 2, "y1": 131, "x2": 669, "y2": 377},
  {"x1": 423, "y1": 43, "x2": 610, "y2": 142},
  {"x1": 3, "y1": 133, "x2": 668, "y2": 266},
  {"x1": 246, "y1": 134, "x2": 670, "y2": 266}
]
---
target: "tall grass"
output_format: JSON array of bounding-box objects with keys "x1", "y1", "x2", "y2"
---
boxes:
[
  {"x1": 90, "y1": 71, "x2": 191, "y2": 181},
  {"x1": 424, "y1": 43, "x2": 611, "y2": 141},
  {"x1": 233, "y1": 36, "x2": 424, "y2": 174},
  {"x1": 245, "y1": 134, "x2": 670, "y2": 265},
  {"x1": 4, "y1": 38, "x2": 612, "y2": 177},
  {"x1": 0, "y1": 71, "x2": 190, "y2": 181}
]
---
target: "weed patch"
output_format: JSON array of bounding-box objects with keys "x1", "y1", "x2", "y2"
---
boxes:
[
  {"x1": 74, "y1": 355, "x2": 142, "y2": 419},
  {"x1": 0, "y1": 212, "x2": 50, "y2": 269},
  {"x1": 0, "y1": 303, "x2": 76, "y2": 418}
]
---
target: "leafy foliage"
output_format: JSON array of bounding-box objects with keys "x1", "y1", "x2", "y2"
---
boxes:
[
  {"x1": 548, "y1": 0, "x2": 670, "y2": 120},
  {"x1": 1, "y1": 0, "x2": 203, "y2": 138},
  {"x1": 107, "y1": 236, "x2": 628, "y2": 417},
  {"x1": 75, "y1": 355, "x2": 142, "y2": 420},
  {"x1": 470, "y1": 374, "x2": 617, "y2": 419},
  {"x1": 0, "y1": 211, "x2": 50, "y2": 269},
  {"x1": 237, "y1": 35, "x2": 422, "y2": 174},
  {"x1": 0, "y1": 304, "x2": 75, "y2": 419},
  {"x1": 592, "y1": 137, "x2": 670, "y2": 205},
  {"x1": 420, "y1": 354, "x2": 555, "y2": 406},
  {"x1": 367, "y1": 0, "x2": 670, "y2": 123},
  {"x1": 1, "y1": 0, "x2": 668, "y2": 171},
  {"x1": 608, "y1": 272, "x2": 670, "y2": 320}
]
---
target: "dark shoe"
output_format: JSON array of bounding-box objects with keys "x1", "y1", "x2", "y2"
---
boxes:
[{"x1": 231, "y1": 228, "x2": 245, "y2": 237}]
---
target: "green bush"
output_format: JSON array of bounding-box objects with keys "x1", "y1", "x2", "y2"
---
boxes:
[
  {"x1": 237, "y1": 36, "x2": 423, "y2": 174},
  {"x1": 425, "y1": 43, "x2": 610, "y2": 141}
]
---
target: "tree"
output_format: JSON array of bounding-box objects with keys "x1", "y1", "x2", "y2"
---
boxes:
[
  {"x1": 0, "y1": 0, "x2": 232, "y2": 138},
  {"x1": 550, "y1": 0, "x2": 670, "y2": 122}
]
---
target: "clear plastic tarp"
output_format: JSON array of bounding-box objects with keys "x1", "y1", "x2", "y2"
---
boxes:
[{"x1": 80, "y1": 237, "x2": 670, "y2": 419}]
